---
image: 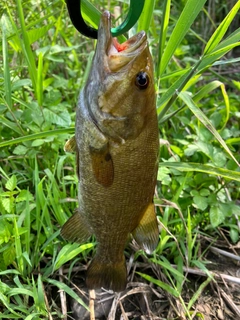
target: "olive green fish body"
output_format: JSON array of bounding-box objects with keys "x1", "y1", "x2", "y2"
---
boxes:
[{"x1": 61, "y1": 11, "x2": 159, "y2": 292}]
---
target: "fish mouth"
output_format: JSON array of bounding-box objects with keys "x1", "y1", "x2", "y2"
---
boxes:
[{"x1": 99, "y1": 11, "x2": 147, "y2": 71}]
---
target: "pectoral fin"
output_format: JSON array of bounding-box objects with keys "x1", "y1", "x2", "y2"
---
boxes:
[
  {"x1": 89, "y1": 143, "x2": 114, "y2": 187},
  {"x1": 64, "y1": 136, "x2": 77, "y2": 152},
  {"x1": 132, "y1": 203, "x2": 159, "y2": 254},
  {"x1": 61, "y1": 210, "x2": 92, "y2": 243}
]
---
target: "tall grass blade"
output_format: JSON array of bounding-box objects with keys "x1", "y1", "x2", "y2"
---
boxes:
[
  {"x1": 0, "y1": 128, "x2": 74, "y2": 148},
  {"x1": 15, "y1": 0, "x2": 38, "y2": 93},
  {"x1": 160, "y1": 0, "x2": 207, "y2": 75},
  {"x1": 1, "y1": 15, "x2": 12, "y2": 110},
  {"x1": 54, "y1": 243, "x2": 94, "y2": 271},
  {"x1": 193, "y1": 80, "x2": 230, "y2": 131},
  {"x1": 159, "y1": 162, "x2": 240, "y2": 182},
  {"x1": 158, "y1": 58, "x2": 202, "y2": 119},
  {"x1": 46, "y1": 279, "x2": 89, "y2": 310},
  {"x1": 82, "y1": 0, "x2": 101, "y2": 28},
  {"x1": 204, "y1": 0, "x2": 240, "y2": 54},
  {"x1": 157, "y1": 0, "x2": 171, "y2": 79},
  {"x1": 37, "y1": 52, "x2": 43, "y2": 107},
  {"x1": 137, "y1": 272, "x2": 180, "y2": 297},
  {"x1": 137, "y1": 0, "x2": 156, "y2": 32},
  {"x1": 187, "y1": 276, "x2": 212, "y2": 310}
]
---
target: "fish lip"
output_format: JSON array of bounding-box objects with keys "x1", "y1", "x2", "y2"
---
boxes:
[
  {"x1": 110, "y1": 31, "x2": 147, "y2": 55},
  {"x1": 98, "y1": 11, "x2": 147, "y2": 71}
]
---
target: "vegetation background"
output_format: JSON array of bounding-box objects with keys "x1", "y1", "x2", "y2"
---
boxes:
[{"x1": 0, "y1": 0, "x2": 240, "y2": 319}]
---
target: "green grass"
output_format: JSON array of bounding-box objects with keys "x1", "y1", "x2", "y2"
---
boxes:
[{"x1": 0, "y1": 0, "x2": 240, "y2": 318}]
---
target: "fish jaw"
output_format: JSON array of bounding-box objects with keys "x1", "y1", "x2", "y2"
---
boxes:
[
  {"x1": 94, "y1": 10, "x2": 148, "y2": 73},
  {"x1": 84, "y1": 11, "x2": 155, "y2": 142}
]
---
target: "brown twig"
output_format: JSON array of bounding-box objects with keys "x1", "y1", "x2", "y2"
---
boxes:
[
  {"x1": 89, "y1": 289, "x2": 96, "y2": 320},
  {"x1": 171, "y1": 264, "x2": 240, "y2": 285},
  {"x1": 218, "y1": 287, "x2": 240, "y2": 317},
  {"x1": 209, "y1": 246, "x2": 240, "y2": 262},
  {"x1": 119, "y1": 300, "x2": 129, "y2": 320},
  {"x1": 59, "y1": 267, "x2": 67, "y2": 320},
  {"x1": 108, "y1": 292, "x2": 121, "y2": 320},
  {"x1": 41, "y1": 281, "x2": 53, "y2": 320}
]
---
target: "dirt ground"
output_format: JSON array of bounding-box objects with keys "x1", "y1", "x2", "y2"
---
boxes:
[{"x1": 62, "y1": 239, "x2": 240, "y2": 320}]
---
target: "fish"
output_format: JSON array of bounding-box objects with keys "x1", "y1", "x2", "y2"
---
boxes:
[{"x1": 61, "y1": 11, "x2": 159, "y2": 292}]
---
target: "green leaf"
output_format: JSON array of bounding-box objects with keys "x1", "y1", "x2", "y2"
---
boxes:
[
  {"x1": 31, "y1": 139, "x2": 46, "y2": 147},
  {"x1": 11, "y1": 79, "x2": 32, "y2": 91},
  {"x1": 0, "y1": 115, "x2": 23, "y2": 135},
  {"x1": 3, "y1": 245, "x2": 16, "y2": 267},
  {"x1": 28, "y1": 24, "x2": 54, "y2": 45},
  {"x1": 179, "y1": 91, "x2": 239, "y2": 167},
  {"x1": 0, "y1": 221, "x2": 11, "y2": 245},
  {"x1": 157, "y1": 167, "x2": 171, "y2": 182},
  {"x1": 229, "y1": 228, "x2": 239, "y2": 243},
  {"x1": 210, "y1": 205, "x2": 225, "y2": 227},
  {"x1": 212, "y1": 150, "x2": 226, "y2": 167},
  {"x1": 193, "y1": 195, "x2": 208, "y2": 211},
  {"x1": 43, "y1": 108, "x2": 71, "y2": 127},
  {"x1": 5, "y1": 175, "x2": 17, "y2": 191},
  {"x1": 16, "y1": 190, "x2": 34, "y2": 202},
  {"x1": 13, "y1": 145, "x2": 28, "y2": 155},
  {"x1": 199, "y1": 189, "x2": 210, "y2": 197}
]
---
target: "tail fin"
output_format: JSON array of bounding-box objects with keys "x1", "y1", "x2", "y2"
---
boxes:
[{"x1": 86, "y1": 255, "x2": 127, "y2": 292}]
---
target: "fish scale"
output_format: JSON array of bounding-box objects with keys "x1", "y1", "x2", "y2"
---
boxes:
[{"x1": 61, "y1": 11, "x2": 159, "y2": 292}]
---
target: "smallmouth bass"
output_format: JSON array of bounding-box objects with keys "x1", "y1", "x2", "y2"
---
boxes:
[{"x1": 61, "y1": 11, "x2": 159, "y2": 292}]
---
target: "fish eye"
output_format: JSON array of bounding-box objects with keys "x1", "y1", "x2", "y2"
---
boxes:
[{"x1": 135, "y1": 72, "x2": 149, "y2": 90}]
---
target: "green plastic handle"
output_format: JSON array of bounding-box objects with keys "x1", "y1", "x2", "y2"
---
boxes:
[
  {"x1": 66, "y1": 0, "x2": 145, "y2": 39},
  {"x1": 111, "y1": 0, "x2": 145, "y2": 36}
]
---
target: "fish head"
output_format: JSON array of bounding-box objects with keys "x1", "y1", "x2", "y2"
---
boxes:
[{"x1": 85, "y1": 11, "x2": 156, "y2": 141}]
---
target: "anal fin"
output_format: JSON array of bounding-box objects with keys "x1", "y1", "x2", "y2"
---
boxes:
[
  {"x1": 132, "y1": 203, "x2": 159, "y2": 254},
  {"x1": 61, "y1": 210, "x2": 92, "y2": 243}
]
